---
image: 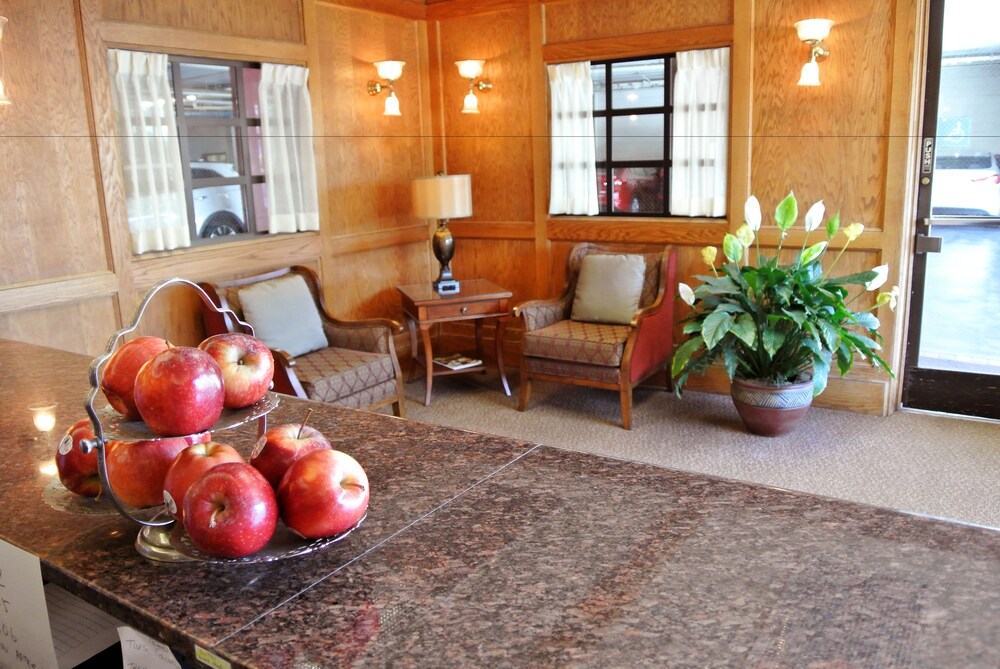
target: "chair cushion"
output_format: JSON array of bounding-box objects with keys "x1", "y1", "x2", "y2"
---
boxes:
[
  {"x1": 238, "y1": 274, "x2": 328, "y2": 357},
  {"x1": 292, "y1": 346, "x2": 396, "y2": 404},
  {"x1": 570, "y1": 253, "x2": 646, "y2": 325},
  {"x1": 522, "y1": 320, "x2": 632, "y2": 367}
]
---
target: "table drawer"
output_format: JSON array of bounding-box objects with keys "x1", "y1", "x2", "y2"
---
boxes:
[{"x1": 424, "y1": 299, "x2": 502, "y2": 320}]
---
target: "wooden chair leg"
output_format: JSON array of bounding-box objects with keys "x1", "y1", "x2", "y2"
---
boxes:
[
  {"x1": 620, "y1": 383, "x2": 633, "y2": 430},
  {"x1": 392, "y1": 399, "x2": 405, "y2": 418},
  {"x1": 518, "y1": 372, "x2": 532, "y2": 411}
]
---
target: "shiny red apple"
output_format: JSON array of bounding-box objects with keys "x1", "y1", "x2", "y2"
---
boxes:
[
  {"x1": 101, "y1": 336, "x2": 170, "y2": 419},
  {"x1": 277, "y1": 449, "x2": 369, "y2": 539},
  {"x1": 198, "y1": 333, "x2": 274, "y2": 409},
  {"x1": 55, "y1": 419, "x2": 101, "y2": 497},
  {"x1": 249, "y1": 423, "x2": 331, "y2": 489},
  {"x1": 162, "y1": 441, "x2": 244, "y2": 521},
  {"x1": 183, "y1": 462, "x2": 278, "y2": 559},
  {"x1": 134, "y1": 346, "x2": 225, "y2": 437},
  {"x1": 105, "y1": 432, "x2": 210, "y2": 508}
]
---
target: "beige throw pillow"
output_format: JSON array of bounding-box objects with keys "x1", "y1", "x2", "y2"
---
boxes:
[
  {"x1": 238, "y1": 274, "x2": 328, "y2": 357},
  {"x1": 570, "y1": 253, "x2": 646, "y2": 325}
]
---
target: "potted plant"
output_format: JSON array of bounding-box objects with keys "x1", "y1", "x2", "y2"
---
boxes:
[{"x1": 671, "y1": 192, "x2": 898, "y2": 436}]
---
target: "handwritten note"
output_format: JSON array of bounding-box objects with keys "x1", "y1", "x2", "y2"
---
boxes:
[
  {"x1": 118, "y1": 626, "x2": 182, "y2": 669},
  {"x1": 44, "y1": 583, "x2": 121, "y2": 669},
  {"x1": 0, "y1": 539, "x2": 60, "y2": 669}
]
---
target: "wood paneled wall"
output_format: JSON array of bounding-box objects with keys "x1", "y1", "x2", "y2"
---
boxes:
[{"x1": 0, "y1": 0, "x2": 924, "y2": 416}]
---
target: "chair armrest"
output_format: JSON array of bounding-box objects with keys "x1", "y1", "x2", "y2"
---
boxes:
[
  {"x1": 512, "y1": 298, "x2": 569, "y2": 332},
  {"x1": 626, "y1": 247, "x2": 678, "y2": 384},
  {"x1": 269, "y1": 348, "x2": 308, "y2": 398},
  {"x1": 322, "y1": 317, "x2": 402, "y2": 354}
]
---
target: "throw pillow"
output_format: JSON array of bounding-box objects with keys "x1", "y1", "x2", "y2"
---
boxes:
[
  {"x1": 238, "y1": 274, "x2": 328, "y2": 357},
  {"x1": 570, "y1": 253, "x2": 646, "y2": 325}
]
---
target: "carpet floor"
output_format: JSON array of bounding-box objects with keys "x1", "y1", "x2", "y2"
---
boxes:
[{"x1": 400, "y1": 371, "x2": 1000, "y2": 530}]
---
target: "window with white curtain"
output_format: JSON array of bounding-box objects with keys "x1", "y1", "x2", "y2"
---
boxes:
[
  {"x1": 588, "y1": 47, "x2": 730, "y2": 218},
  {"x1": 108, "y1": 52, "x2": 321, "y2": 252}
]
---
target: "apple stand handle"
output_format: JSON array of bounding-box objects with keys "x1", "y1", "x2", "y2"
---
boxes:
[{"x1": 81, "y1": 277, "x2": 258, "y2": 528}]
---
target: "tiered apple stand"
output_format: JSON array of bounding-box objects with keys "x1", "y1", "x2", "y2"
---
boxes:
[{"x1": 76, "y1": 278, "x2": 364, "y2": 563}]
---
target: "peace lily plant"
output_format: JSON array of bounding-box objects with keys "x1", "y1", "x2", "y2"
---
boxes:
[{"x1": 672, "y1": 192, "x2": 898, "y2": 397}]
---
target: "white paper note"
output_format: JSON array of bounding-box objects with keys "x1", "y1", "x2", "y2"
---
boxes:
[
  {"x1": 44, "y1": 583, "x2": 121, "y2": 669},
  {"x1": 0, "y1": 539, "x2": 60, "y2": 669},
  {"x1": 118, "y1": 626, "x2": 182, "y2": 669}
]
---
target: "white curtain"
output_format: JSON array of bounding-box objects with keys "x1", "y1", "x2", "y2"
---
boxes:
[
  {"x1": 107, "y1": 49, "x2": 191, "y2": 254},
  {"x1": 670, "y1": 47, "x2": 730, "y2": 217},
  {"x1": 259, "y1": 64, "x2": 320, "y2": 234},
  {"x1": 548, "y1": 62, "x2": 598, "y2": 216}
]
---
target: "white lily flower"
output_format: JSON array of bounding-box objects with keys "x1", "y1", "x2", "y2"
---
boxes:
[
  {"x1": 744, "y1": 196, "x2": 762, "y2": 231},
  {"x1": 843, "y1": 222, "x2": 865, "y2": 242},
  {"x1": 804, "y1": 200, "x2": 825, "y2": 232},
  {"x1": 865, "y1": 264, "x2": 889, "y2": 291},
  {"x1": 678, "y1": 282, "x2": 695, "y2": 306}
]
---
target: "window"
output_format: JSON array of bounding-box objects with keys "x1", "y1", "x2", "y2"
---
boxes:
[
  {"x1": 592, "y1": 50, "x2": 729, "y2": 218},
  {"x1": 592, "y1": 56, "x2": 672, "y2": 216},
  {"x1": 168, "y1": 56, "x2": 268, "y2": 241}
]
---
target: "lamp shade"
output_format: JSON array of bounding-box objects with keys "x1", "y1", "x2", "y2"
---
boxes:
[
  {"x1": 412, "y1": 174, "x2": 472, "y2": 220},
  {"x1": 462, "y1": 91, "x2": 479, "y2": 114},
  {"x1": 795, "y1": 19, "x2": 833, "y2": 42},
  {"x1": 384, "y1": 91, "x2": 401, "y2": 116},
  {"x1": 455, "y1": 60, "x2": 484, "y2": 80},
  {"x1": 374, "y1": 60, "x2": 405, "y2": 81},
  {"x1": 798, "y1": 61, "x2": 821, "y2": 86}
]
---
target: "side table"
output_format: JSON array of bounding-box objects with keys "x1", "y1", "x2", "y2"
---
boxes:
[{"x1": 396, "y1": 279, "x2": 513, "y2": 406}]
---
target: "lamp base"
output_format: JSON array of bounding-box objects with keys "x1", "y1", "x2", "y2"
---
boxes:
[{"x1": 434, "y1": 279, "x2": 460, "y2": 295}]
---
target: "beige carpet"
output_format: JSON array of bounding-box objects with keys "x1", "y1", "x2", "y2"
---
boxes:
[{"x1": 400, "y1": 371, "x2": 1000, "y2": 530}]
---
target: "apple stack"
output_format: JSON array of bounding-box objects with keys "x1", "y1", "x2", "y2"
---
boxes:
[{"x1": 55, "y1": 332, "x2": 370, "y2": 560}]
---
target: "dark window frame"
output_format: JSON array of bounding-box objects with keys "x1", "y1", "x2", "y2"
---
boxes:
[{"x1": 168, "y1": 55, "x2": 266, "y2": 242}]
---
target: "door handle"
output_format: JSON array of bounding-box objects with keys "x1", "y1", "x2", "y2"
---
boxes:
[{"x1": 915, "y1": 234, "x2": 943, "y2": 254}]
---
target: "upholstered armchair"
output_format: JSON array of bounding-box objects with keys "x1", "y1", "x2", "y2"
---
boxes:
[
  {"x1": 200, "y1": 266, "x2": 405, "y2": 417},
  {"x1": 512, "y1": 243, "x2": 677, "y2": 429}
]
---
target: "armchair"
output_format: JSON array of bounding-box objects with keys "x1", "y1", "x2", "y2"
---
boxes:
[
  {"x1": 200, "y1": 266, "x2": 405, "y2": 417},
  {"x1": 512, "y1": 243, "x2": 677, "y2": 429}
]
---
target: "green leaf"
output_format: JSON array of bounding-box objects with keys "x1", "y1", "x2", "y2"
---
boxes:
[
  {"x1": 702, "y1": 311, "x2": 735, "y2": 350},
  {"x1": 836, "y1": 343, "x2": 853, "y2": 376},
  {"x1": 817, "y1": 319, "x2": 841, "y2": 351},
  {"x1": 810, "y1": 348, "x2": 832, "y2": 396},
  {"x1": 827, "y1": 270, "x2": 878, "y2": 286},
  {"x1": 671, "y1": 336, "x2": 704, "y2": 379},
  {"x1": 723, "y1": 346, "x2": 739, "y2": 380},
  {"x1": 723, "y1": 233, "x2": 744, "y2": 264},
  {"x1": 731, "y1": 313, "x2": 757, "y2": 348},
  {"x1": 825, "y1": 212, "x2": 841, "y2": 239},
  {"x1": 799, "y1": 241, "x2": 828, "y2": 266},
  {"x1": 774, "y1": 192, "x2": 798, "y2": 230},
  {"x1": 682, "y1": 320, "x2": 703, "y2": 334},
  {"x1": 851, "y1": 311, "x2": 879, "y2": 330},
  {"x1": 762, "y1": 327, "x2": 785, "y2": 358},
  {"x1": 782, "y1": 309, "x2": 807, "y2": 327}
]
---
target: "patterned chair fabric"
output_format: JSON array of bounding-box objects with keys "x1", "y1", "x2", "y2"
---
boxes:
[
  {"x1": 513, "y1": 243, "x2": 678, "y2": 430},
  {"x1": 199, "y1": 266, "x2": 405, "y2": 417}
]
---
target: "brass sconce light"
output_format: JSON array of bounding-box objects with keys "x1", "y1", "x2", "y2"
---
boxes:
[
  {"x1": 795, "y1": 19, "x2": 833, "y2": 86},
  {"x1": 455, "y1": 60, "x2": 492, "y2": 114},
  {"x1": 368, "y1": 60, "x2": 405, "y2": 116},
  {"x1": 0, "y1": 17, "x2": 11, "y2": 105}
]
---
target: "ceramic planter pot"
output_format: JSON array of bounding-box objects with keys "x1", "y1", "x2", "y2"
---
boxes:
[{"x1": 730, "y1": 377, "x2": 813, "y2": 437}]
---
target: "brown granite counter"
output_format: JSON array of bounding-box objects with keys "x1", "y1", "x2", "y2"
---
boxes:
[{"x1": 1, "y1": 338, "x2": 999, "y2": 668}]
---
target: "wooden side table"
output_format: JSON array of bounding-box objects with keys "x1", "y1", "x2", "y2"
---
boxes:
[{"x1": 396, "y1": 279, "x2": 513, "y2": 405}]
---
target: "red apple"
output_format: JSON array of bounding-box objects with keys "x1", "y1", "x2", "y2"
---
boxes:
[
  {"x1": 105, "y1": 432, "x2": 211, "y2": 508},
  {"x1": 249, "y1": 423, "x2": 331, "y2": 489},
  {"x1": 183, "y1": 462, "x2": 278, "y2": 559},
  {"x1": 277, "y1": 449, "x2": 369, "y2": 539},
  {"x1": 55, "y1": 419, "x2": 101, "y2": 497},
  {"x1": 101, "y1": 336, "x2": 170, "y2": 419},
  {"x1": 134, "y1": 346, "x2": 225, "y2": 437},
  {"x1": 198, "y1": 333, "x2": 274, "y2": 409},
  {"x1": 162, "y1": 441, "x2": 244, "y2": 521}
]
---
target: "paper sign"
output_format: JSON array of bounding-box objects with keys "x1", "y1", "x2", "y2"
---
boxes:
[
  {"x1": 118, "y1": 626, "x2": 182, "y2": 669},
  {"x1": 0, "y1": 539, "x2": 60, "y2": 669}
]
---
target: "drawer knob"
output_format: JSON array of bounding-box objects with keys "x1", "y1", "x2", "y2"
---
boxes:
[{"x1": 460, "y1": 306, "x2": 469, "y2": 314}]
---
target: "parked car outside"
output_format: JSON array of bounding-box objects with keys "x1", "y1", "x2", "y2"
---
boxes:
[
  {"x1": 190, "y1": 161, "x2": 247, "y2": 237},
  {"x1": 931, "y1": 152, "x2": 1000, "y2": 217}
]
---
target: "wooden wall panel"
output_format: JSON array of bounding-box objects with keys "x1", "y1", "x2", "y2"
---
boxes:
[
  {"x1": 324, "y1": 242, "x2": 429, "y2": 321},
  {"x1": 0, "y1": 298, "x2": 118, "y2": 357},
  {"x1": 544, "y1": 0, "x2": 732, "y2": 45},
  {"x1": 0, "y1": 0, "x2": 109, "y2": 287},
  {"x1": 100, "y1": 0, "x2": 305, "y2": 43}
]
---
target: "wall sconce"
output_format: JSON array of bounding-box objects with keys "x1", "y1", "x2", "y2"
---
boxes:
[
  {"x1": 455, "y1": 60, "x2": 492, "y2": 114},
  {"x1": 0, "y1": 17, "x2": 11, "y2": 105},
  {"x1": 412, "y1": 173, "x2": 472, "y2": 294},
  {"x1": 795, "y1": 19, "x2": 833, "y2": 86},
  {"x1": 368, "y1": 60, "x2": 405, "y2": 116}
]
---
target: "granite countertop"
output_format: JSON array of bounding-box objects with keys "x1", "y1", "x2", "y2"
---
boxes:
[{"x1": 2, "y1": 338, "x2": 998, "y2": 668}]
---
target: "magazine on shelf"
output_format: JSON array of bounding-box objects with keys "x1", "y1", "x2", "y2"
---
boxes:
[{"x1": 433, "y1": 353, "x2": 482, "y2": 370}]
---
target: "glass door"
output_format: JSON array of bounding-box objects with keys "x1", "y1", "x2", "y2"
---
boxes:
[{"x1": 903, "y1": 0, "x2": 1000, "y2": 418}]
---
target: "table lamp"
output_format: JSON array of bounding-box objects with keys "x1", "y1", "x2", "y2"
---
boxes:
[{"x1": 412, "y1": 173, "x2": 472, "y2": 295}]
